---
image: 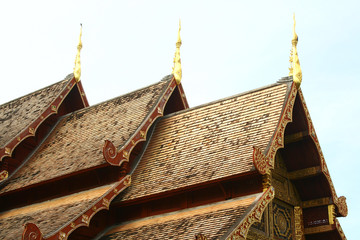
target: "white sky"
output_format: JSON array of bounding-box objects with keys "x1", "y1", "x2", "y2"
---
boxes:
[{"x1": 1, "y1": 0, "x2": 359, "y2": 238}]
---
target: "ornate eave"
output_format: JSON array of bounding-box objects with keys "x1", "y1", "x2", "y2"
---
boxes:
[
  {"x1": 22, "y1": 175, "x2": 131, "y2": 240},
  {"x1": 223, "y1": 186, "x2": 275, "y2": 240},
  {"x1": 297, "y1": 89, "x2": 347, "y2": 217},
  {"x1": 103, "y1": 76, "x2": 188, "y2": 166},
  {"x1": 0, "y1": 76, "x2": 88, "y2": 183},
  {"x1": 252, "y1": 81, "x2": 347, "y2": 219},
  {"x1": 253, "y1": 82, "x2": 297, "y2": 175}
]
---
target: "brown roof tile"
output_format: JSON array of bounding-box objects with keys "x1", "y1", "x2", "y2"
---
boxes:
[
  {"x1": 119, "y1": 83, "x2": 290, "y2": 202},
  {"x1": 101, "y1": 193, "x2": 259, "y2": 240},
  {"x1": 0, "y1": 184, "x2": 114, "y2": 239},
  {"x1": 0, "y1": 75, "x2": 71, "y2": 148},
  {"x1": 0, "y1": 77, "x2": 171, "y2": 194}
]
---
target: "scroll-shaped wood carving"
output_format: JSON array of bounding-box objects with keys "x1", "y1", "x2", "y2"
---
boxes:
[
  {"x1": 22, "y1": 175, "x2": 131, "y2": 240},
  {"x1": 22, "y1": 223, "x2": 43, "y2": 240},
  {"x1": 103, "y1": 77, "x2": 178, "y2": 166},
  {"x1": 253, "y1": 83, "x2": 297, "y2": 174}
]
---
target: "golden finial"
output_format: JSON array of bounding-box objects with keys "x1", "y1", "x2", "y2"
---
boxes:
[
  {"x1": 74, "y1": 24, "x2": 82, "y2": 82},
  {"x1": 172, "y1": 19, "x2": 182, "y2": 85},
  {"x1": 289, "y1": 14, "x2": 302, "y2": 89}
]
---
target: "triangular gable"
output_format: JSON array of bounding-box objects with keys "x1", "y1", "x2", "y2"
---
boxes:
[
  {"x1": 252, "y1": 78, "x2": 347, "y2": 239},
  {"x1": 0, "y1": 75, "x2": 187, "y2": 199},
  {"x1": 0, "y1": 74, "x2": 88, "y2": 183}
]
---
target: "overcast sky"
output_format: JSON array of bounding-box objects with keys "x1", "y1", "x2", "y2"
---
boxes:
[{"x1": 1, "y1": 0, "x2": 359, "y2": 238}]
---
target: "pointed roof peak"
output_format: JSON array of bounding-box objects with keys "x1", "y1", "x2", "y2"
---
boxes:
[
  {"x1": 172, "y1": 19, "x2": 182, "y2": 85},
  {"x1": 288, "y1": 14, "x2": 302, "y2": 89},
  {"x1": 74, "y1": 24, "x2": 82, "y2": 82}
]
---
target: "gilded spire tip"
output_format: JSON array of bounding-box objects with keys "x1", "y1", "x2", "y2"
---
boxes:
[
  {"x1": 74, "y1": 24, "x2": 82, "y2": 82},
  {"x1": 172, "y1": 19, "x2": 182, "y2": 85},
  {"x1": 288, "y1": 14, "x2": 302, "y2": 89}
]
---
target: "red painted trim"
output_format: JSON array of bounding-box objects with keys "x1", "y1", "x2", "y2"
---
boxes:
[
  {"x1": 22, "y1": 175, "x2": 131, "y2": 240},
  {"x1": 103, "y1": 77, "x2": 178, "y2": 166},
  {"x1": 0, "y1": 77, "x2": 77, "y2": 162},
  {"x1": 297, "y1": 89, "x2": 348, "y2": 217},
  {"x1": 76, "y1": 80, "x2": 89, "y2": 107},
  {"x1": 225, "y1": 186, "x2": 275, "y2": 239},
  {"x1": 253, "y1": 83, "x2": 297, "y2": 174},
  {"x1": 177, "y1": 82, "x2": 189, "y2": 109}
]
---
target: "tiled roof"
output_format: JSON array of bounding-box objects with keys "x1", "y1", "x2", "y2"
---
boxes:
[
  {"x1": 118, "y1": 83, "x2": 290, "y2": 202},
  {"x1": 101, "y1": 193, "x2": 259, "y2": 240},
  {"x1": 0, "y1": 75, "x2": 71, "y2": 148},
  {"x1": 0, "y1": 77, "x2": 171, "y2": 194},
  {"x1": 0, "y1": 183, "x2": 115, "y2": 239}
]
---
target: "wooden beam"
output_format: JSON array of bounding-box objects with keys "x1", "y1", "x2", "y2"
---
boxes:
[
  {"x1": 302, "y1": 197, "x2": 332, "y2": 208},
  {"x1": 289, "y1": 166, "x2": 321, "y2": 180},
  {"x1": 284, "y1": 130, "x2": 309, "y2": 144},
  {"x1": 304, "y1": 224, "x2": 335, "y2": 235}
]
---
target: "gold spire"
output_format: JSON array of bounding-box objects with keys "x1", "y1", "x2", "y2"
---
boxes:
[
  {"x1": 74, "y1": 24, "x2": 82, "y2": 82},
  {"x1": 289, "y1": 14, "x2": 302, "y2": 89},
  {"x1": 172, "y1": 19, "x2": 182, "y2": 85}
]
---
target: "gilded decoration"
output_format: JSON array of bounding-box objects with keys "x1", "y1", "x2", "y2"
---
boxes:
[
  {"x1": 103, "y1": 77, "x2": 178, "y2": 166},
  {"x1": 328, "y1": 204, "x2": 335, "y2": 224},
  {"x1": 74, "y1": 24, "x2": 82, "y2": 82},
  {"x1": 0, "y1": 170, "x2": 8, "y2": 182},
  {"x1": 288, "y1": 14, "x2": 302, "y2": 89},
  {"x1": 195, "y1": 233, "x2": 208, "y2": 240},
  {"x1": 294, "y1": 206, "x2": 305, "y2": 240},
  {"x1": 22, "y1": 175, "x2": 131, "y2": 240},
  {"x1": 172, "y1": 19, "x2": 182, "y2": 85},
  {"x1": 297, "y1": 89, "x2": 348, "y2": 217},
  {"x1": 226, "y1": 186, "x2": 275, "y2": 240},
  {"x1": 273, "y1": 202, "x2": 292, "y2": 240},
  {"x1": 253, "y1": 83, "x2": 297, "y2": 175}
]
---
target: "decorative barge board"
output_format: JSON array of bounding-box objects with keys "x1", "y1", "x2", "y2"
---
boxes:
[
  {"x1": 0, "y1": 74, "x2": 88, "y2": 183},
  {"x1": 21, "y1": 175, "x2": 131, "y2": 240},
  {"x1": 251, "y1": 79, "x2": 347, "y2": 239},
  {"x1": 103, "y1": 75, "x2": 188, "y2": 167},
  {"x1": 99, "y1": 192, "x2": 266, "y2": 239},
  {"x1": 0, "y1": 76, "x2": 185, "y2": 203}
]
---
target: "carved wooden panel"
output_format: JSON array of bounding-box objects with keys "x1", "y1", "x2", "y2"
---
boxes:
[{"x1": 273, "y1": 201, "x2": 293, "y2": 240}]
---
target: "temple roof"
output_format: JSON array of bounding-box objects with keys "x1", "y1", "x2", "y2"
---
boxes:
[
  {"x1": 118, "y1": 82, "x2": 290, "y2": 202},
  {"x1": 0, "y1": 75, "x2": 71, "y2": 149},
  {"x1": 101, "y1": 193, "x2": 259, "y2": 239},
  {"x1": 0, "y1": 183, "x2": 115, "y2": 239},
  {"x1": 0, "y1": 76, "x2": 171, "y2": 194}
]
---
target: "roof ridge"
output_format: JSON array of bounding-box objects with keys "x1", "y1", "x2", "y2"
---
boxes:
[
  {"x1": 0, "y1": 73, "x2": 73, "y2": 108},
  {"x1": 162, "y1": 81, "x2": 291, "y2": 119},
  {"x1": 74, "y1": 74, "x2": 173, "y2": 114}
]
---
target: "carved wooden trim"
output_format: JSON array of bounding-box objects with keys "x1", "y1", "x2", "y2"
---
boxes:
[
  {"x1": 177, "y1": 82, "x2": 189, "y2": 109},
  {"x1": 297, "y1": 89, "x2": 348, "y2": 217},
  {"x1": 294, "y1": 206, "x2": 305, "y2": 240},
  {"x1": 0, "y1": 76, "x2": 78, "y2": 163},
  {"x1": 0, "y1": 170, "x2": 8, "y2": 182},
  {"x1": 76, "y1": 80, "x2": 89, "y2": 107},
  {"x1": 103, "y1": 77, "x2": 178, "y2": 166},
  {"x1": 335, "y1": 219, "x2": 347, "y2": 240},
  {"x1": 22, "y1": 223, "x2": 43, "y2": 240},
  {"x1": 22, "y1": 175, "x2": 131, "y2": 240},
  {"x1": 253, "y1": 83, "x2": 297, "y2": 174},
  {"x1": 225, "y1": 186, "x2": 275, "y2": 240},
  {"x1": 195, "y1": 233, "x2": 209, "y2": 240}
]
